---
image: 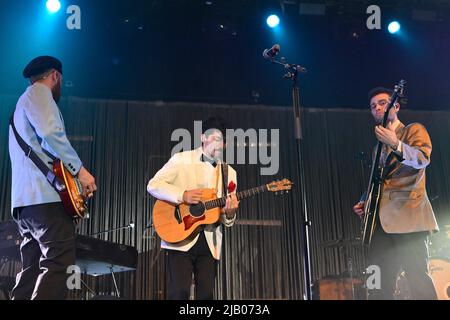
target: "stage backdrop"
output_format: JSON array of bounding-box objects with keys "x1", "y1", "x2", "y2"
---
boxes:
[{"x1": 1, "y1": 94, "x2": 449, "y2": 300}]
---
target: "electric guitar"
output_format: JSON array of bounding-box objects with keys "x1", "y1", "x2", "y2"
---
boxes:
[
  {"x1": 361, "y1": 79, "x2": 406, "y2": 246},
  {"x1": 152, "y1": 179, "x2": 293, "y2": 243},
  {"x1": 53, "y1": 159, "x2": 89, "y2": 220},
  {"x1": 9, "y1": 114, "x2": 89, "y2": 220}
]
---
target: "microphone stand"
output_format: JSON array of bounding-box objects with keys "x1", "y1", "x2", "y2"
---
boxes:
[
  {"x1": 266, "y1": 55, "x2": 312, "y2": 300},
  {"x1": 87, "y1": 221, "x2": 135, "y2": 298},
  {"x1": 90, "y1": 222, "x2": 135, "y2": 237}
]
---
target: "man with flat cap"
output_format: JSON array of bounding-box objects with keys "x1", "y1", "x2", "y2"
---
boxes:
[{"x1": 8, "y1": 56, "x2": 97, "y2": 300}]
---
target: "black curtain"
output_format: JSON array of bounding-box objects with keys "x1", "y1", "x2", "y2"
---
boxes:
[{"x1": 1, "y1": 95, "x2": 449, "y2": 299}]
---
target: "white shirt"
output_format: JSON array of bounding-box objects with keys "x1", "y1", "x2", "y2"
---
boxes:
[{"x1": 147, "y1": 147, "x2": 237, "y2": 260}]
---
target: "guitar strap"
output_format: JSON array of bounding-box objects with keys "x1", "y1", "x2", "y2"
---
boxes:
[
  {"x1": 9, "y1": 114, "x2": 64, "y2": 192},
  {"x1": 214, "y1": 164, "x2": 220, "y2": 193},
  {"x1": 221, "y1": 163, "x2": 229, "y2": 197}
]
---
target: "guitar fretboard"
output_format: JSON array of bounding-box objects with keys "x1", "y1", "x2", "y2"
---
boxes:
[{"x1": 204, "y1": 185, "x2": 268, "y2": 210}]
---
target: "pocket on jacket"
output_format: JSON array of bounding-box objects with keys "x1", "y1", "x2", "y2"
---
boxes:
[{"x1": 388, "y1": 190, "x2": 423, "y2": 200}]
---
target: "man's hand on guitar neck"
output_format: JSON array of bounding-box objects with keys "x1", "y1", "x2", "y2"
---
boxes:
[
  {"x1": 375, "y1": 122, "x2": 400, "y2": 150},
  {"x1": 78, "y1": 166, "x2": 97, "y2": 198},
  {"x1": 223, "y1": 194, "x2": 239, "y2": 219},
  {"x1": 183, "y1": 189, "x2": 203, "y2": 204},
  {"x1": 353, "y1": 201, "x2": 365, "y2": 218}
]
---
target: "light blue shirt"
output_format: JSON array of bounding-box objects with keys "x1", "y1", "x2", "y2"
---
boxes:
[{"x1": 9, "y1": 82, "x2": 82, "y2": 211}]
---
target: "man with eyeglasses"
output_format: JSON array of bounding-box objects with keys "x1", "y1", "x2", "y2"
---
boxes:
[
  {"x1": 353, "y1": 87, "x2": 438, "y2": 300},
  {"x1": 9, "y1": 56, "x2": 97, "y2": 299}
]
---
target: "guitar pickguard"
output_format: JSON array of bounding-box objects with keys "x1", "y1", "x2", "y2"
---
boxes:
[{"x1": 183, "y1": 214, "x2": 206, "y2": 231}]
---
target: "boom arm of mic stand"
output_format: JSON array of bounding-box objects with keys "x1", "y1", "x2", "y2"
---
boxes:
[
  {"x1": 90, "y1": 223, "x2": 134, "y2": 236},
  {"x1": 269, "y1": 58, "x2": 308, "y2": 74}
]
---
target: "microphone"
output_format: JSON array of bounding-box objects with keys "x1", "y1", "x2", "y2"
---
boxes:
[{"x1": 263, "y1": 44, "x2": 280, "y2": 59}]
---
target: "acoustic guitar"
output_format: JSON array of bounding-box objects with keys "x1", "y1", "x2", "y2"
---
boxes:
[{"x1": 153, "y1": 179, "x2": 293, "y2": 243}]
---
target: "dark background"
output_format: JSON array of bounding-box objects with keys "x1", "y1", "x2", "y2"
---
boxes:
[
  {"x1": 1, "y1": 1, "x2": 449, "y2": 300},
  {"x1": 0, "y1": 0, "x2": 449, "y2": 109}
]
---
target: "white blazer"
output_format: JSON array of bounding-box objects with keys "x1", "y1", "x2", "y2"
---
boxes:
[{"x1": 147, "y1": 147, "x2": 237, "y2": 260}]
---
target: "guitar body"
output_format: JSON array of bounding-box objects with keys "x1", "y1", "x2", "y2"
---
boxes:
[
  {"x1": 153, "y1": 189, "x2": 222, "y2": 243},
  {"x1": 53, "y1": 159, "x2": 89, "y2": 220},
  {"x1": 152, "y1": 179, "x2": 293, "y2": 244}
]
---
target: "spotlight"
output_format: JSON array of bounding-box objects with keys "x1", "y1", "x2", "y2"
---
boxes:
[
  {"x1": 46, "y1": 0, "x2": 61, "y2": 13},
  {"x1": 388, "y1": 21, "x2": 401, "y2": 34},
  {"x1": 266, "y1": 15, "x2": 280, "y2": 28}
]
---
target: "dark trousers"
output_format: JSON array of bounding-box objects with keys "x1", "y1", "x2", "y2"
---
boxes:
[
  {"x1": 165, "y1": 232, "x2": 217, "y2": 300},
  {"x1": 11, "y1": 202, "x2": 75, "y2": 300},
  {"x1": 367, "y1": 226, "x2": 437, "y2": 300}
]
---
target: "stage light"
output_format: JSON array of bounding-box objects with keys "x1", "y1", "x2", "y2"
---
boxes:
[
  {"x1": 46, "y1": 0, "x2": 61, "y2": 14},
  {"x1": 388, "y1": 21, "x2": 401, "y2": 34},
  {"x1": 266, "y1": 15, "x2": 280, "y2": 28}
]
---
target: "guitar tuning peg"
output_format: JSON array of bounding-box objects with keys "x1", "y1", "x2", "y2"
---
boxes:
[
  {"x1": 275, "y1": 192, "x2": 278, "y2": 195},
  {"x1": 286, "y1": 190, "x2": 289, "y2": 194}
]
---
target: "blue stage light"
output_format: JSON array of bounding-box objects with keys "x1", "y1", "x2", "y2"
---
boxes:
[
  {"x1": 46, "y1": 0, "x2": 61, "y2": 14},
  {"x1": 388, "y1": 21, "x2": 401, "y2": 34},
  {"x1": 266, "y1": 15, "x2": 280, "y2": 28}
]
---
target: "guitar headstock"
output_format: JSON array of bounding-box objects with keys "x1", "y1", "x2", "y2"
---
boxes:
[
  {"x1": 267, "y1": 179, "x2": 293, "y2": 195},
  {"x1": 395, "y1": 79, "x2": 406, "y2": 97}
]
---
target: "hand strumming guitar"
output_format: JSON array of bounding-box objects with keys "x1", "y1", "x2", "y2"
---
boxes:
[
  {"x1": 183, "y1": 189, "x2": 203, "y2": 204},
  {"x1": 78, "y1": 166, "x2": 97, "y2": 198}
]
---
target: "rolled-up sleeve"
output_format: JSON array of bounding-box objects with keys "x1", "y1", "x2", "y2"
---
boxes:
[{"x1": 398, "y1": 123, "x2": 432, "y2": 170}]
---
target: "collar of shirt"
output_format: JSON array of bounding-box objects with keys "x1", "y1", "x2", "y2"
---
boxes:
[{"x1": 200, "y1": 153, "x2": 217, "y2": 168}]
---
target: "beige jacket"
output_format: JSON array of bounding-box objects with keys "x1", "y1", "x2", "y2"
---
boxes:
[{"x1": 378, "y1": 121, "x2": 439, "y2": 234}]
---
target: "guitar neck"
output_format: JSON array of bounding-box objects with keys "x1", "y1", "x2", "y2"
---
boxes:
[
  {"x1": 368, "y1": 93, "x2": 400, "y2": 181},
  {"x1": 204, "y1": 185, "x2": 269, "y2": 210}
]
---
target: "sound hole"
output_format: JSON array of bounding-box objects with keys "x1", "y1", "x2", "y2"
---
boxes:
[{"x1": 189, "y1": 203, "x2": 205, "y2": 217}]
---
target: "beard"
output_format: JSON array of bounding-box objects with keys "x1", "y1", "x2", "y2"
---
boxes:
[
  {"x1": 374, "y1": 116, "x2": 383, "y2": 124},
  {"x1": 52, "y1": 81, "x2": 62, "y2": 103}
]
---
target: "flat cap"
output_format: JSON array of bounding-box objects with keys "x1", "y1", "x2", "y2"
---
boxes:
[{"x1": 23, "y1": 55, "x2": 62, "y2": 78}]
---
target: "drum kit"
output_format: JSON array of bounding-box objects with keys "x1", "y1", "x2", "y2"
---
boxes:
[
  {"x1": 317, "y1": 237, "x2": 367, "y2": 300},
  {"x1": 317, "y1": 225, "x2": 450, "y2": 300}
]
